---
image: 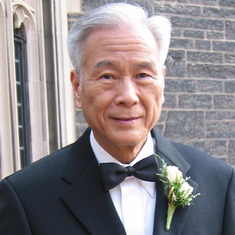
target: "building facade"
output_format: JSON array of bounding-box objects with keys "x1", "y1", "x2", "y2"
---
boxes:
[{"x1": 0, "y1": 0, "x2": 80, "y2": 179}]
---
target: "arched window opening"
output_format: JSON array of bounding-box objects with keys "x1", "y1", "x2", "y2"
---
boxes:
[{"x1": 14, "y1": 23, "x2": 30, "y2": 168}]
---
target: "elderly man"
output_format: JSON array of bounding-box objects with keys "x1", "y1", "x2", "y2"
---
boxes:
[{"x1": 0, "y1": 3, "x2": 234, "y2": 235}]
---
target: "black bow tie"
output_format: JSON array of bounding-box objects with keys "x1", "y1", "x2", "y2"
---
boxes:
[{"x1": 100, "y1": 154, "x2": 158, "y2": 191}]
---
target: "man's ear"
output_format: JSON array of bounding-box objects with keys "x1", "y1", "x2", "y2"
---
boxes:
[
  {"x1": 161, "y1": 66, "x2": 166, "y2": 104},
  {"x1": 70, "y1": 70, "x2": 82, "y2": 109},
  {"x1": 162, "y1": 65, "x2": 166, "y2": 78}
]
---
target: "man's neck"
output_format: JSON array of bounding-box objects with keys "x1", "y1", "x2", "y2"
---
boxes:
[{"x1": 90, "y1": 131, "x2": 154, "y2": 165}]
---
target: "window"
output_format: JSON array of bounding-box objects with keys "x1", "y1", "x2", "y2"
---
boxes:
[{"x1": 14, "y1": 25, "x2": 30, "y2": 168}]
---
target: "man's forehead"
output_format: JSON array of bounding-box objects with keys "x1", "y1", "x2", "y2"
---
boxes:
[
  {"x1": 84, "y1": 25, "x2": 158, "y2": 49},
  {"x1": 82, "y1": 26, "x2": 161, "y2": 69}
]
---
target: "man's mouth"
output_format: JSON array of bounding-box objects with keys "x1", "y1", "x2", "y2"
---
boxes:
[{"x1": 111, "y1": 116, "x2": 140, "y2": 123}]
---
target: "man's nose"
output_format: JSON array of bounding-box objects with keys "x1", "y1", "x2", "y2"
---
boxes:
[{"x1": 115, "y1": 78, "x2": 139, "y2": 106}]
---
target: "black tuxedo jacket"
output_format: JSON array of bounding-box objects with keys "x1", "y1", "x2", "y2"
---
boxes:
[{"x1": 0, "y1": 128, "x2": 234, "y2": 235}]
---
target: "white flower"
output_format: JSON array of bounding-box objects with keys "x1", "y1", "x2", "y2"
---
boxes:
[
  {"x1": 167, "y1": 166, "x2": 183, "y2": 183},
  {"x1": 156, "y1": 154, "x2": 200, "y2": 231},
  {"x1": 180, "y1": 182, "x2": 193, "y2": 197},
  {"x1": 172, "y1": 191, "x2": 177, "y2": 201}
]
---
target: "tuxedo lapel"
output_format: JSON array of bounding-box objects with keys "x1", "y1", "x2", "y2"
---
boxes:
[
  {"x1": 60, "y1": 129, "x2": 125, "y2": 235},
  {"x1": 152, "y1": 128, "x2": 199, "y2": 235}
]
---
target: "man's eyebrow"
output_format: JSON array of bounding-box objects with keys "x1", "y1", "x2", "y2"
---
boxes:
[
  {"x1": 95, "y1": 61, "x2": 116, "y2": 70},
  {"x1": 135, "y1": 61, "x2": 156, "y2": 69},
  {"x1": 94, "y1": 60, "x2": 157, "y2": 71}
]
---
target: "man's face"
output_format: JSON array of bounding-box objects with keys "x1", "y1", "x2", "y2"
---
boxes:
[{"x1": 71, "y1": 25, "x2": 166, "y2": 157}]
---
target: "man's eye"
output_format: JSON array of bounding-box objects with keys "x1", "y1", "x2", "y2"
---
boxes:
[
  {"x1": 137, "y1": 73, "x2": 150, "y2": 78},
  {"x1": 101, "y1": 74, "x2": 113, "y2": 80}
]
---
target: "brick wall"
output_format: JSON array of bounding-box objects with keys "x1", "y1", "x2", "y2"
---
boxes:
[{"x1": 68, "y1": 0, "x2": 235, "y2": 167}]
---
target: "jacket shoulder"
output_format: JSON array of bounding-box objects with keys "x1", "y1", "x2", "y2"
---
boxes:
[
  {"x1": 4, "y1": 143, "x2": 74, "y2": 187},
  {"x1": 171, "y1": 140, "x2": 234, "y2": 179}
]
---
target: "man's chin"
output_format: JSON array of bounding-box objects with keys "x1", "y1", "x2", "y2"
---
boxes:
[{"x1": 110, "y1": 132, "x2": 148, "y2": 148}]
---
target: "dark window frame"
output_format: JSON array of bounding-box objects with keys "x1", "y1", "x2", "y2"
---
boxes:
[{"x1": 14, "y1": 26, "x2": 30, "y2": 168}]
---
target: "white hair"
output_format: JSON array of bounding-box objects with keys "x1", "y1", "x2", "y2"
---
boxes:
[{"x1": 67, "y1": 3, "x2": 171, "y2": 76}]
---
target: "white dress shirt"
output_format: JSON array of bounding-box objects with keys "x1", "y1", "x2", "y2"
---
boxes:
[{"x1": 90, "y1": 131, "x2": 156, "y2": 235}]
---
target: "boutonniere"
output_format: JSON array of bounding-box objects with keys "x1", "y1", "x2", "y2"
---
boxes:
[{"x1": 156, "y1": 155, "x2": 200, "y2": 231}]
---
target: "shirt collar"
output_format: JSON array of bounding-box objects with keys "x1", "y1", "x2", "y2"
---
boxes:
[{"x1": 90, "y1": 130, "x2": 156, "y2": 197}]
